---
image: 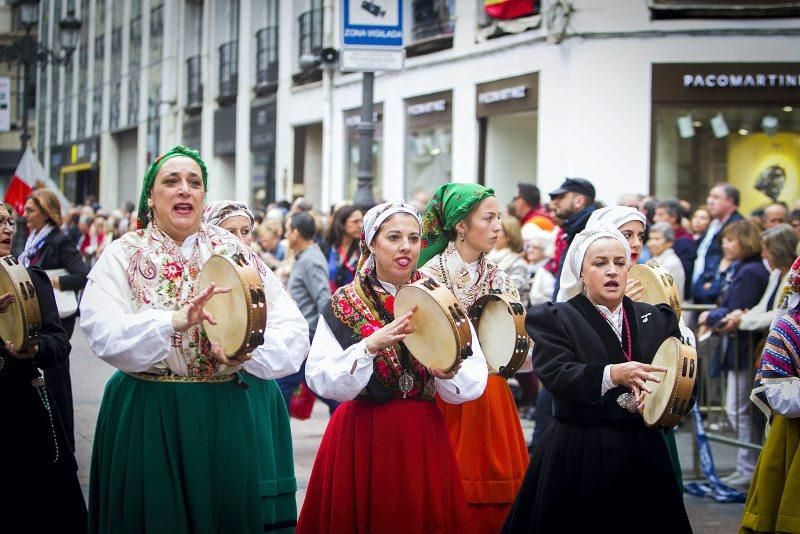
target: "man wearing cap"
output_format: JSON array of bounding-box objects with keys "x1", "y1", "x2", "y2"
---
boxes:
[
  {"x1": 528, "y1": 177, "x2": 597, "y2": 455},
  {"x1": 509, "y1": 183, "x2": 554, "y2": 232},
  {"x1": 548, "y1": 178, "x2": 598, "y2": 299}
]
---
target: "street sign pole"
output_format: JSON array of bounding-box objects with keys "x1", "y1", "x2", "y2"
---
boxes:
[
  {"x1": 354, "y1": 71, "x2": 375, "y2": 205},
  {"x1": 342, "y1": 0, "x2": 404, "y2": 205}
]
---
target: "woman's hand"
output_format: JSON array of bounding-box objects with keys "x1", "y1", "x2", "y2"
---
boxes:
[
  {"x1": 625, "y1": 279, "x2": 645, "y2": 302},
  {"x1": 364, "y1": 308, "x2": 416, "y2": 354},
  {"x1": 698, "y1": 311, "x2": 709, "y2": 326},
  {"x1": 717, "y1": 309, "x2": 745, "y2": 334},
  {"x1": 610, "y1": 361, "x2": 667, "y2": 397},
  {"x1": 0, "y1": 292, "x2": 15, "y2": 313},
  {"x1": 50, "y1": 277, "x2": 61, "y2": 290},
  {"x1": 428, "y1": 361, "x2": 461, "y2": 380},
  {"x1": 209, "y1": 342, "x2": 252, "y2": 368},
  {"x1": 171, "y1": 283, "x2": 231, "y2": 333},
  {"x1": 2, "y1": 340, "x2": 35, "y2": 359}
]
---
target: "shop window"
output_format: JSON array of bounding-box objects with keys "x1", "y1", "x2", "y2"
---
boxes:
[
  {"x1": 345, "y1": 108, "x2": 383, "y2": 201},
  {"x1": 652, "y1": 106, "x2": 800, "y2": 214},
  {"x1": 651, "y1": 63, "x2": 800, "y2": 214}
]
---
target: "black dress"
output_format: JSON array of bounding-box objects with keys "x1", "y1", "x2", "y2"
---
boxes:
[
  {"x1": 0, "y1": 267, "x2": 87, "y2": 532},
  {"x1": 503, "y1": 295, "x2": 692, "y2": 533},
  {"x1": 28, "y1": 229, "x2": 88, "y2": 450}
]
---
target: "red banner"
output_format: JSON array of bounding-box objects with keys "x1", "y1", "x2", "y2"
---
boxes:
[{"x1": 484, "y1": 0, "x2": 536, "y2": 20}]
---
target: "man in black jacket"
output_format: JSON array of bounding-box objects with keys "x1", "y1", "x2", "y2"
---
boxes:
[{"x1": 691, "y1": 183, "x2": 744, "y2": 304}]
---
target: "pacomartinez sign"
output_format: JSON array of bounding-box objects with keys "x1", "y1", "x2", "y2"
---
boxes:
[{"x1": 653, "y1": 63, "x2": 800, "y2": 104}]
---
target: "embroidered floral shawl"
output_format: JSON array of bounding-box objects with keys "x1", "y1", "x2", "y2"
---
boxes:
[
  {"x1": 420, "y1": 240, "x2": 519, "y2": 309},
  {"x1": 329, "y1": 266, "x2": 435, "y2": 400},
  {"x1": 90, "y1": 222, "x2": 274, "y2": 377}
]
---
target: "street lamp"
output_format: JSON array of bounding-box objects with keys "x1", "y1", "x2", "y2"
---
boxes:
[{"x1": 1, "y1": 0, "x2": 82, "y2": 150}]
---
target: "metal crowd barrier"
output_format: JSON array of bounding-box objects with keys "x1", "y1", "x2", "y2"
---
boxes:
[{"x1": 681, "y1": 303, "x2": 764, "y2": 481}]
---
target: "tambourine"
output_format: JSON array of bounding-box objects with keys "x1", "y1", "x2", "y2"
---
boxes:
[
  {"x1": 643, "y1": 337, "x2": 697, "y2": 428},
  {"x1": 629, "y1": 261, "x2": 682, "y2": 320},
  {"x1": 394, "y1": 277, "x2": 473, "y2": 373},
  {"x1": 198, "y1": 253, "x2": 267, "y2": 358},
  {"x1": 469, "y1": 292, "x2": 530, "y2": 378},
  {"x1": 0, "y1": 255, "x2": 41, "y2": 356}
]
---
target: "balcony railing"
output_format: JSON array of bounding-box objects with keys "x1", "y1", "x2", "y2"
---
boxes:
[
  {"x1": 186, "y1": 55, "x2": 203, "y2": 112},
  {"x1": 295, "y1": 8, "x2": 323, "y2": 85},
  {"x1": 298, "y1": 8, "x2": 323, "y2": 61},
  {"x1": 218, "y1": 40, "x2": 238, "y2": 102},
  {"x1": 412, "y1": 0, "x2": 454, "y2": 40},
  {"x1": 255, "y1": 26, "x2": 279, "y2": 92},
  {"x1": 408, "y1": 0, "x2": 454, "y2": 56}
]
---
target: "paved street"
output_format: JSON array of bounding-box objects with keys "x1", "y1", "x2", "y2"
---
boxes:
[{"x1": 72, "y1": 324, "x2": 744, "y2": 532}]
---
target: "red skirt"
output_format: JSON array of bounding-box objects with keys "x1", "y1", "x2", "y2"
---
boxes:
[{"x1": 296, "y1": 399, "x2": 469, "y2": 534}]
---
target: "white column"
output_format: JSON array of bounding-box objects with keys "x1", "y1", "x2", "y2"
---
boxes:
[
  {"x1": 274, "y1": 0, "x2": 295, "y2": 201},
  {"x1": 451, "y1": 83, "x2": 477, "y2": 184},
  {"x1": 200, "y1": 0, "x2": 216, "y2": 197},
  {"x1": 159, "y1": 0, "x2": 180, "y2": 148},
  {"x1": 234, "y1": 0, "x2": 252, "y2": 203},
  {"x1": 136, "y1": 0, "x2": 152, "y2": 203},
  {"x1": 319, "y1": 0, "x2": 336, "y2": 211},
  {"x1": 381, "y1": 96, "x2": 405, "y2": 202}
]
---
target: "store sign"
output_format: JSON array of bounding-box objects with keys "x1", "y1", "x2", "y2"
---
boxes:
[
  {"x1": 0, "y1": 77, "x2": 9, "y2": 132},
  {"x1": 408, "y1": 99, "x2": 447, "y2": 116},
  {"x1": 683, "y1": 72, "x2": 799, "y2": 89},
  {"x1": 478, "y1": 85, "x2": 528, "y2": 104},
  {"x1": 345, "y1": 112, "x2": 381, "y2": 127},
  {"x1": 653, "y1": 63, "x2": 800, "y2": 104}
]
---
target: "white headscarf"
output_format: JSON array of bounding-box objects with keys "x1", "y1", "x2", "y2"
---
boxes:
[
  {"x1": 359, "y1": 201, "x2": 422, "y2": 271},
  {"x1": 587, "y1": 205, "x2": 647, "y2": 230},
  {"x1": 202, "y1": 200, "x2": 255, "y2": 228},
  {"x1": 557, "y1": 222, "x2": 631, "y2": 302}
]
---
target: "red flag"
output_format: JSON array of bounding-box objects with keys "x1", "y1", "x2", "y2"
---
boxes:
[
  {"x1": 484, "y1": 0, "x2": 536, "y2": 20},
  {"x1": 4, "y1": 147, "x2": 70, "y2": 217}
]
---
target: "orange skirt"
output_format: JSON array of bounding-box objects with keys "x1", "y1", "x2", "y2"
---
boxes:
[{"x1": 437, "y1": 375, "x2": 529, "y2": 528}]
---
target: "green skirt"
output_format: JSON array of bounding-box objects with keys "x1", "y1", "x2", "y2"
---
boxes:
[
  {"x1": 89, "y1": 371, "x2": 262, "y2": 534},
  {"x1": 740, "y1": 415, "x2": 800, "y2": 534},
  {"x1": 241, "y1": 372, "x2": 297, "y2": 533},
  {"x1": 663, "y1": 428, "x2": 683, "y2": 488}
]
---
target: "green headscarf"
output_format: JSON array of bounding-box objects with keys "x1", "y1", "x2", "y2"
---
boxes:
[
  {"x1": 418, "y1": 183, "x2": 495, "y2": 267},
  {"x1": 137, "y1": 145, "x2": 208, "y2": 229}
]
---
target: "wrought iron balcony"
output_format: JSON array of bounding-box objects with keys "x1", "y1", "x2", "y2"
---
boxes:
[
  {"x1": 218, "y1": 40, "x2": 238, "y2": 103},
  {"x1": 255, "y1": 26, "x2": 278, "y2": 93},
  {"x1": 186, "y1": 55, "x2": 203, "y2": 112},
  {"x1": 298, "y1": 8, "x2": 323, "y2": 58},
  {"x1": 294, "y1": 8, "x2": 323, "y2": 85},
  {"x1": 408, "y1": 0, "x2": 454, "y2": 57}
]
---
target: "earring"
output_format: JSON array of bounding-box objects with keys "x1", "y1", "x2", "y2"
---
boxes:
[
  {"x1": 460, "y1": 233, "x2": 466, "y2": 241},
  {"x1": 580, "y1": 278, "x2": 586, "y2": 295}
]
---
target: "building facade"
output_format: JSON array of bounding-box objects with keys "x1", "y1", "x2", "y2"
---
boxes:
[{"x1": 33, "y1": 0, "x2": 800, "y2": 213}]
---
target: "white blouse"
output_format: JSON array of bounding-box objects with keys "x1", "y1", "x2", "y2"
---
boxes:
[
  {"x1": 80, "y1": 230, "x2": 309, "y2": 379},
  {"x1": 305, "y1": 279, "x2": 488, "y2": 403}
]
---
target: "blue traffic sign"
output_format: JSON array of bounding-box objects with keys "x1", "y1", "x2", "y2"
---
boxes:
[{"x1": 342, "y1": 0, "x2": 403, "y2": 48}]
